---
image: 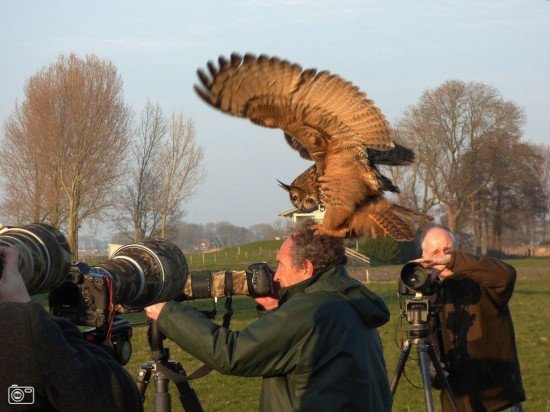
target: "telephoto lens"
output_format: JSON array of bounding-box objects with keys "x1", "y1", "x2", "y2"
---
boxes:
[
  {"x1": 180, "y1": 262, "x2": 275, "y2": 300},
  {"x1": 0, "y1": 223, "x2": 72, "y2": 294},
  {"x1": 91, "y1": 239, "x2": 188, "y2": 309}
]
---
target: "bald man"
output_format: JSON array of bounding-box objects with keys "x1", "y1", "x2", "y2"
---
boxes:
[{"x1": 414, "y1": 227, "x2": 525, "y2": 412}]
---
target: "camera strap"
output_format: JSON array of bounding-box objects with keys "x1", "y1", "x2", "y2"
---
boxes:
[
  {"x1": 156, "y1": 362, "x2": 213, "y2": 382},
  {"x1": 223, "y1": 271, "x2": 234, "y2": 329}
]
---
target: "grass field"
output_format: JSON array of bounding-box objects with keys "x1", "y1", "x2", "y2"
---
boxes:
[
  {"x1": 36, "y1": 253, "x2": 550, "y2": 411},
  {"x1": 182, "y1": 240, "x2": 283, "y2": 272}
]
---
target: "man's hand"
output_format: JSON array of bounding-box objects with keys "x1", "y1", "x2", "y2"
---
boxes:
[
  {"x1": 144, "y1": 302, "x2": 166, "y2": 320},
  {"x1": 411, "y1": 254, "x2": 454, "y2": 281},
  {"x1": 411, "y1": 254, "x2": 451, "y2": 268},
  {"x1": 254, "y1": 280, "x2": 281, "y2": 312},
  {"x1": 0, "y1": 247, "x2": 31, "y2": 303},
  {"x1": 255, "y1": 296, "x2": 279, "y2": 312}
]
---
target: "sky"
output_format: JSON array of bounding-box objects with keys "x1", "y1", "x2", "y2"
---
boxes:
[{"x1": 1, "y1": 0, "x2": 549, "y2": 235}]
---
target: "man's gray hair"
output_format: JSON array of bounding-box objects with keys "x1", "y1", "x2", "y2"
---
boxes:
[{"x1": 289, "y1": 219, "x2": 347, "y2": 270}]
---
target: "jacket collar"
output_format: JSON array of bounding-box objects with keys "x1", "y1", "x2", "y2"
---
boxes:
[{"x1": 278, "y1": 266, "x2": 339, "y2": 305}]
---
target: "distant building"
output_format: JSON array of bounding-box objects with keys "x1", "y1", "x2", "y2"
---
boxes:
[
  {"x1": 108, "y1": 244, "x2": 124, "y2": 258},
  {"x1": 278, "y1": 205, "x2": 325, "y2": 224}
]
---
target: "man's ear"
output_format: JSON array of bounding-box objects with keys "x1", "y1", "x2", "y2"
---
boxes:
[{"x1": 303, "y1": 259, "x2": 314, "y2": 278}]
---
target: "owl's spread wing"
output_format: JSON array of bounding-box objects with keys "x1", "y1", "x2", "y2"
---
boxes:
[{"x1": 194, "y1": 53, "x2": 393, "y2": 163}]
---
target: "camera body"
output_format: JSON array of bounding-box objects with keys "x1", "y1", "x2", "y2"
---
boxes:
[
  {"x1": 398, "y1": 262, "x2": 443, "y2": 340},
  {"x1": 246, "y1": 262, "x2": 275, "y2": 297},
  {"x1": 49, "y1": 262, "x2": 112, "y2": 328}
]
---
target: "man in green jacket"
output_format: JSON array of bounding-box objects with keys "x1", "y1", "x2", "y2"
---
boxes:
[
  {"x1": 145, "y1": 220, "x2": 392, "y2": 411},
  {"x1": 414, "y1": 227, "x2": 525, "y2": 412}
]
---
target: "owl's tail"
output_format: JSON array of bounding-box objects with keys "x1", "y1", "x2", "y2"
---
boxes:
[
  {"x1": 367, "y1": 143, "x2": 415, "y2": 166},
  {"x1": 346, "y1": 199, "x2": 432, "y2": 241}
]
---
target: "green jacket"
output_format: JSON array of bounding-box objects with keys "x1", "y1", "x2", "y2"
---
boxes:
[{"x1": 158, "y1": 265, "x2": 392, "y2": 411}]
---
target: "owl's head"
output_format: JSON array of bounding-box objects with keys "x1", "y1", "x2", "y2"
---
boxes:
[{"x1": 277, "y1": 180, "x2": 319, "y2": 211}]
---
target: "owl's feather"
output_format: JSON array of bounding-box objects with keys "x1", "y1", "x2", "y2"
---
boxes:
[{"x1": 195, "y1": 53, "x2": 431, "y2": 240}]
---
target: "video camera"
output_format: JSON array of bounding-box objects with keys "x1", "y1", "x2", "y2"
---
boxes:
[
  {"x1": 0, "y1": 223, "x2": 276, "y2": 364},
  {"x1": 397, "y1": 262, "x2": 440, "y2": 339}
]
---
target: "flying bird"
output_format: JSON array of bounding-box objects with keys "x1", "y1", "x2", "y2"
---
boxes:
[{"x1": 194, "y1": 53, "x2": 431, "y2": 240}]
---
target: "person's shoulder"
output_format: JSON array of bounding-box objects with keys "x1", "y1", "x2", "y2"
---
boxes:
[{"x1": 288, "y1": 289, "x2": 355, "y2": 316}]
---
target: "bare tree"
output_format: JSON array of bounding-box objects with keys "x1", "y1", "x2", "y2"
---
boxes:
[
  {"x1": 1, "y1": 53, "x2": 131, "y2": 257},
  {"x1": 1, "y1": 103, "x2": 65, "y2": 225},
  {"x1": 115, "y1": 107, "x2": 204, "y2": 241},
  {"x1": 538, "y1": 144, "x2": 550, "y2": 244},
  {"x1": 464, "y1": 137, "x2": 546, "y2": 254},
  {"x1": 155, "y1": 113, "x2": 204, "y2": 238},
  {"x1": 397, "y1": 80, "x2": 524, "y2": 232},
  {"x1": 116, "y1": 102, "x2": 166, "y2": 242},
  {"x1": 380, "y1": 129, "x2": 439, "y2": 217}
]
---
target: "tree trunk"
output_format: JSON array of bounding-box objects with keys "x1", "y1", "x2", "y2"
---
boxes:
[
  {"x1": 445, "y1": 205, "x2": 459, "y2": 233},
  {"x1": 67, "y1": 198, "x2": 79, "y2": 259},
  {"x1": 491, "y1": 186, "x2": 504, "y2": 256},
  {"x1": 471, "y1": 200, "x2": 481, "y2": 255},
  {"x1": 161, "y1": 210, "x2": 167, "y2": 239}
]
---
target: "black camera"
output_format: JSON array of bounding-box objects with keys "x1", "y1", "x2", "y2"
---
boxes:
[
  {"x1": 50, "y1": 239, "x2": 188, "y2": 323},
  {"x1": 397, "y1": 262, "x2": 441, "y2": 339},
  {"x1": 246, "y1": 262, "x2": 275, "y2": 297}
]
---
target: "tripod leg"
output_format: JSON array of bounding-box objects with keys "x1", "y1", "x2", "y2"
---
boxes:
[
  {"x1": 390, "y1": 340, "x2": 411, "y2": 395},
  {"x1": 173, "y1": 364, "x2": 204, "y2": 412},
  {"x1": 426, "y1": 345, "x2": 459, "y2": 412},
  {"x1": 153, "y1": 371, "x2": 171, "y2": 412},
  {"x1": 417, "y1": 344, "x2": 435, "y2": 412}
]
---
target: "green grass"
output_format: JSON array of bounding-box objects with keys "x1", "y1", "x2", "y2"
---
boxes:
[
  {"x1": 504, "y1": 256, "x2": 550, "y2": 268},
  {"x1": 183, "y1": 240, "x2": 284, "y2": 272},
  {"x1": 34, "y1": 251, "x2": 550, "y2": 411}
]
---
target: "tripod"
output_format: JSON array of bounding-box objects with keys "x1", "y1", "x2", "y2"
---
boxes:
[
  {"x1": 390, "y1": 296, "x2": 458, "y2": 412},
  {"x1": 135, "y1": 319, "x2": 203, "y2": 412}
]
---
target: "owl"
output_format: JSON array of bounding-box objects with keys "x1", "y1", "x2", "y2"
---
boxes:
[
  {"x1": 194, "y1": 53, "x2": 431, "y2": 240},
  {"x1": 278, "y1": 143, "x2": 415, "y2": 211}
]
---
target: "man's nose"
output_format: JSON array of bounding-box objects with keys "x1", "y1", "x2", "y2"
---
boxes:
[{"x1": 273, "y1": 270, "x2": 280, "y2": 282}]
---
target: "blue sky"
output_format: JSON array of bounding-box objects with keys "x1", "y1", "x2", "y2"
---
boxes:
[{"x1": 1, "y1": 0, "x2": 549, "y2": 231}]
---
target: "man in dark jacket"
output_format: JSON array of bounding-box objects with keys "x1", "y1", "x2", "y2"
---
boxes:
[
  {"x1": 0, "y1": 247, "x2": 143, "y2": 412},
  {"x1": 414, "y1": 227, "x2": 525, "y2": 412},
  {"x1": 145, "y1": 220, "x2": 392, "y2": 411}
]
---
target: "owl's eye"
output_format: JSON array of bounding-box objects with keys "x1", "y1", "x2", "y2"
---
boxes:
[{"x1": 292, "y1": 195, "x2": 298, "y2": 201}]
